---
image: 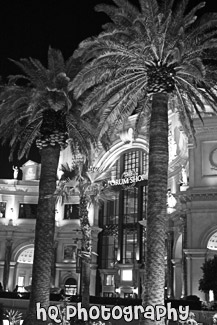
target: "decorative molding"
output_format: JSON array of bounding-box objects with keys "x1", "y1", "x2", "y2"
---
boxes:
[
  {"x1": 91, "y1": 226, "x2": 103, "y2": 236},
  {"x1": 190, "y1": 192, "x2": 217, "y2": 201},
  {"x1": 209, "y1": 147, "x2": 217, "y2": 170},
  {"x1": 95, "y1": 137, "x2": 149, "y2": 170},
  {"x1": 0, "y1": 224, "x2": 35, "y2": 232},
  {"x1": 195, "y1": 126, "x2": 217, "y2": 135},
  {"x1": 183, "y1": 249, "x2": 207, "y2": 257}
]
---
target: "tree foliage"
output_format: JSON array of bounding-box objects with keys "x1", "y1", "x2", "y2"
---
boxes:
[
  {"x1": 199, "y1": 255, "x2": 217, "y2": 295},
  {"x1": 0, "y1": 47, "x2": 96, "y2": 160},
  {"x1": 70, "y1": 0, "x2": 217, "y2": 140}
]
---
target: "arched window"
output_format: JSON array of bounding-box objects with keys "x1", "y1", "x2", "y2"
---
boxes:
[
  {"x1": 65, "y1": 277, "x2": 77, "y2": 296},
  {"x1": 207, "y1": 232, "x2": 217, "y2": 250},
  {"x1": 17, "y1": 248, "x2": 34, "y2": 264},
  {"x1": 16, "y1": 247, "x2": 34, "y2": 292}
]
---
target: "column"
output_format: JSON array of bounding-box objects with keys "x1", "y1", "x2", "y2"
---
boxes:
[
  {"x1": 90, "y1": 264, "x2": 98, "y2": 296},
  {"x1": 118, "y1": 190, "x2": 124, "y2": 262},
  {"x1": 166, "y1": 229, "x2": 174, "y2": 298},
  {"x1": 171, "y1": 258, "x2": 182, "y2": 298},
  {"x1": 183, "y1": 249, "x2": 207, "y2": 299},
  {"x1": 180, "y1": 214, "x2": 187, "y2": 298},
  {"x1": 3, "y1": 239, "x2": 13, "y2": 291}
]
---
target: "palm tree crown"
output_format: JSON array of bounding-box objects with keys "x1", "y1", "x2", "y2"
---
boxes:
[
  {"x1": 0, "y1": 47, "x2": 95, "y2": 160},
  {"x1": 71, "y1": 0, "x2": 217, "y2": 138}
]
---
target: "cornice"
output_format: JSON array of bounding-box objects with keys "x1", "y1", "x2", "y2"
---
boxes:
[
  {"x1": 0, "y1": 224, "x2": 35, "y2": 233},
  {"x1": 183, "y1": 248, "x2": 207, "y2": 256},
  {"x1": 195, "y1": 126, "x2": 217, "y2": 135},
  {"x1": 189, "y1": 191, "x2": 217, "y2": 201}
]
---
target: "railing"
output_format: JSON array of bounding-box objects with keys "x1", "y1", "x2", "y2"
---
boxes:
[{"x1": 0, "y1": 292, "x2": 202, "y2": 310}]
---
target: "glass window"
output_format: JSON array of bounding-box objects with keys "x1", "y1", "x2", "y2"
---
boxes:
[
  {"x1": 105, "y1": 275, "x2": 114, "y2": 286},
  {"x1": 18, "y1": 276, "x2": 25, "y2": 287},
  {"x1": 65, "y1": 278, "x2": 77, "y2": 295},
  {"x1": 19, "y1": 204, "x2": 37, "y2": 219},
  {"x1": 103, "y1": 292, "x2": 114, "y2": 297},
  {"x1": 124, "y1": 293, "x2": 134, "y2": 298},
  {"x1": 65, "y1": 285, "x2": 77, "y2": 295},
  {"x1": 17, "y1": 276, "x2": 25, "y2": 292},
  {"x1": 64, "y1": 204, "x2": 79, "y2": 219},
  {"x1": 0, "y1": 202, "x2": 6, "y2": 218},
  {"x1": 121, "y1": 269, "x2": 132, "y2": 281},
  {"x1": 17, "y1": 248, "x2": 34, "y2": 264},
  {"x1": 100, "y1": 234, "x2": 118, "y2": 269}
]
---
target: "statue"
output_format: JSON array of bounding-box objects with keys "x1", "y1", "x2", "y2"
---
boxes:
[
  {"x1": 119, "y1": 127, "x2": 134, "y2": 145},
  {"x1": 167, "y1": 189, "x2": 177, "y2": 209},
  {"x1": 180, "y1": 165, "x2": 188, "y2": 186},
  {"x1": 13, "y1": 166, "x2": 19, "y2": 179}
]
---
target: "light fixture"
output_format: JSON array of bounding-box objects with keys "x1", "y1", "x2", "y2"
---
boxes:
[
  {"x1": 133, "y1": 287, "x2": 138, "y2": 295},
  {"x1": 115, "y1": 287, "x2": 121, "y2": 294},
  {"x1": 121, "y1": 269, "x2": 133, "y2": 281}
]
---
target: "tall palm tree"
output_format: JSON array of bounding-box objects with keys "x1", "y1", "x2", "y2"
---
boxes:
[
  {"x1": 0, "y1": 48, "x2": 95, "y2": 325},
  {"x1": 70, "y1": 0, "x2": 217, "y2": 322},
  {"x1": 56, "y1": 162, "x2": 113, "y2": 310}
]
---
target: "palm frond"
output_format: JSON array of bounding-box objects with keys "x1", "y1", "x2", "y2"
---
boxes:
[
  {"x1": 17, "y1": 118, "x2": 42, "y2": 159},
  {"x1": 48, "y1": 46, "x2": 65, "y2": 75},
  {"x1": 71, "y1": 0, "x2": 217, "y2": 142}
]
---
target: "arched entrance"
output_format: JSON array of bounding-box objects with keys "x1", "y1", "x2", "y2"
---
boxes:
[
  {"x1": 98, "y1": 148, "x2": 148, "y2": 297},
  {"x1": 64, "y1": 277, "x2": 77, "y2": 295},
  {"x1": 15, "y1": 246, "x2": 34, "y2": 291}
]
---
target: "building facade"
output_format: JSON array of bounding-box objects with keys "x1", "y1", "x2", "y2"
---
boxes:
[{"x1": 0, "y1": 113, "x2": 217, "y2": 301}]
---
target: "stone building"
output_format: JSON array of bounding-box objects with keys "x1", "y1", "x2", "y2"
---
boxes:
[{"x1": 0, "y1": 112, "x2": 217, "y2": 301}]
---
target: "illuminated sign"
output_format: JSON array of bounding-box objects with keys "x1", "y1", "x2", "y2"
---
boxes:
[{"x1": 108, "y1": 170, "x2": 147, "y2": 188}]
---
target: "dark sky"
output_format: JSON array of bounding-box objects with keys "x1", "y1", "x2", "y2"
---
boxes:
[
  {"x1": 0, "y1": 0, "x2": 110, "y2": 179},
  {"x1": 0, "y1": 0, "x2": 216, "y2": 179}
]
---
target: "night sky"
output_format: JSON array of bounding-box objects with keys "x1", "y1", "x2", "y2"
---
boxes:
[{"x1": 0, "y1": 0, "x2": 216, "y2": 179}]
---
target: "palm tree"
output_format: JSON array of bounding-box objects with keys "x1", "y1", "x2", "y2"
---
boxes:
[
  {"x1": 0, "y1": 48, "x2": 95, "y2": 325},
  {"x1": 70, "y1": 0, "x2": 217, "y2": 321},
  {"x1": 56, "y1": 161, "x2": 113, "y2": 310}
]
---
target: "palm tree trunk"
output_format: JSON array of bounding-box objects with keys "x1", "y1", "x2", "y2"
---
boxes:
[
  {"x1": 143, "y1": 93, "x2": 169, "y2": 325},
  {"x1": 81, "y1": 259, "x2": 91, "y2": 309},
  {"x1": 80, "y1": 194, "x2": 91, "y2": 311},
  {"x1": 23, "y1": 145, "x2": 60, "y2": 325}
]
